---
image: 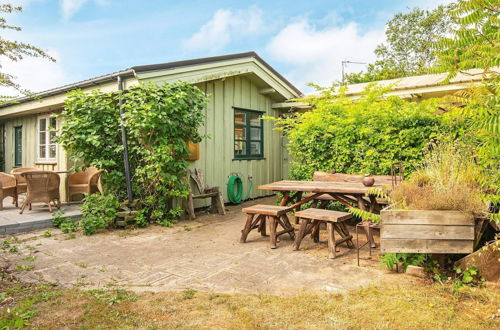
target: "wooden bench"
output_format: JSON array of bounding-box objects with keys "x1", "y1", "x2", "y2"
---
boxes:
[
  {"x1": 240, "y1": 205, "x2": 295, "y2": 249},
  {"x1": 294, "y1": 208, "x2": 354, "y2": 259}
]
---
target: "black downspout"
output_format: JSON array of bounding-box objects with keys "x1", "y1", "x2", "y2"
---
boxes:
[{"x1": 117, "y1": 76, "x2": 133, "y2": 203}]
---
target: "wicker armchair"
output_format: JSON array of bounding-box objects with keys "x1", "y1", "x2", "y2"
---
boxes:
[
  {"x1": 0, "y1": 173, "x2": 18, "y2": 210},
  {"x1": 19, "y1": 171, "x2": 61, "y2": 214},
  {"x1": 10, "y1": 167, "x2": 40, "y2": 195},
  {"x1": 68, "y1": 168, "x2": 102, "y2": 200}
]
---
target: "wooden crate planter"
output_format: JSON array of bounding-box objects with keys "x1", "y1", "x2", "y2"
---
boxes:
[{"x1": 380, "y1": 208, "x2": 474, "y2": 254}]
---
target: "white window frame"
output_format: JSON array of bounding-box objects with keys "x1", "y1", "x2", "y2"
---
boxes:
[{"x1": 37, "y1": 115, "x2": 57, "y2": 162}]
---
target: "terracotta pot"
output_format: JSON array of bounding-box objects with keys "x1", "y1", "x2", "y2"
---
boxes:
[{"x1": 362, "y1": 174, "x2": 375, "y2": 187}]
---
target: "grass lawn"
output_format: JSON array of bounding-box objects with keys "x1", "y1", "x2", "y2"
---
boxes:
[{"x1": 1, "y1": 269, "x2": 498, "y2": 329}]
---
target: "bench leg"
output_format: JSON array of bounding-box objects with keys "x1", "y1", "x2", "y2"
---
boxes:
[
  {"x1": 327, "y1": 222, "x2": 337, "y2": 259},
  {"x1": 269, "y1": 216, "x2": 278, "y2": 249},
  {"x1": 258, "y1": 215, "x2": 267, "y2": 236},
  {"x1": 293, "y1": 218, "x2": 309, "y2": 250},
  {"x1": 240, "y1": 214, "x2": 255, "y2": 243},
  {"x1": 311, "y1": 220, "x2": 320, "y2": 243}
]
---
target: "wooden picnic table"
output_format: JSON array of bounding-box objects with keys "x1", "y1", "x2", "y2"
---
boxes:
[
  {"x1": 258, "y1": 180, "x2": 387, "y2": 247},
  {"x1": 258, "y1": 180, "x2": 386, "y2": 211}
]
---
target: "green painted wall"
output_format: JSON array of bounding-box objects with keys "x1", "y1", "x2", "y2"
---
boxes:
[{"x1": 188, "y1": 76, "x2": 284, "y2": 204}]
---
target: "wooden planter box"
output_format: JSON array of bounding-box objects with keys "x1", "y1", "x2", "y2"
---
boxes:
[{"x1": 380, "y1": 208, "x2": 474, "y2": 254}]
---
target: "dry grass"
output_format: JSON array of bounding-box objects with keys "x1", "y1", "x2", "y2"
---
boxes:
[
  {"x1": 2, "y1": 280, "x2": 498, "y2": 329},
  {"x1": 391, "y1": 182, "x2": 486, "y2": 214},
  {"x1": 391, "y1": 143, "x2": 487, "y2": 214}
]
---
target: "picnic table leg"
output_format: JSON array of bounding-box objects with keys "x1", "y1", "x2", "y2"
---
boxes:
[
  {"x1": 281, "y1": 214, "x2": 295, "y2": 240},
  {"x1": 357, "y1": 196, "x2": 376, "y2": 248},
  {"x1": 279, "y1": 191, "x2": 290, "y2": 206}
]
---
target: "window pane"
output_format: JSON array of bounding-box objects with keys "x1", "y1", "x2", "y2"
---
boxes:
[
  {"x1": 250, "y1": 127, "x2": 261, "y2": 141},
  {"x1": 49, "y1": 131, "x2": 56, "y2": 144},
  {"x1": 234, "y1": 126, "x2": 246, "y2": 140},
  {"x1": 249, "y1": 113, "x2": 261, "y2": 126},
  {"x1": 49, "y1": 144, "x2": 56, "y2": 158},
  {"x1": 250, "y1": 142, "x2": 261, "y2": 155},
  {"x1": 50, "y1": 117, "x2": 57, "y2": 129},
  {"x1": 39, "y1": 132, "x2": 46, "y2": 145},
  {"x1": 39, "y1": 118, "x2": 46, "y2": 132},
  {"x1": 39, "y1": 145, "x2": 46, "y2": 159},
  {"x1": 234, "y1": 111, "x2": 246, "y2": 125},
  {"x1": 234, "y1": 140, "x2": 246, "y2": 156}
]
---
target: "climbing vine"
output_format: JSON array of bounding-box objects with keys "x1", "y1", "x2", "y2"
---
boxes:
[{"x1": 58, "y1": 82, "x2": 207, "y2": 225}]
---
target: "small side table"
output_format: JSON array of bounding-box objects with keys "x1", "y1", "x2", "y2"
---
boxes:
[{"x1": 356, "y1": 221, "x2": 380, "y2": 266}]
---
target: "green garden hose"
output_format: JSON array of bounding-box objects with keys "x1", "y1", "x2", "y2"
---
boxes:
[{"x1": 227, "y1": 175, "x2": 243, "y2": 204}]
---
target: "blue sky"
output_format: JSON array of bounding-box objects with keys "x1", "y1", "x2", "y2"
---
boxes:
[{"x1": 2, "y1": 0, "x2": 451, "y2": 94}]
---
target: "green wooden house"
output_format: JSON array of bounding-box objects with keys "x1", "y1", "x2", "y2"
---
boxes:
[{"x1": 0, "y1": 52, "x2": 302, "y2": 203}]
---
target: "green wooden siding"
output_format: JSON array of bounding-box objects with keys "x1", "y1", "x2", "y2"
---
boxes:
[{"x1": 185, "y1": 76, "x2": 284, "y2": 204}]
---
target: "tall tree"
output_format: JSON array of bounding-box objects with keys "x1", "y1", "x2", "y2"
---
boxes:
[
  {"x1": 0, "y1": 4, "x2": 54, "y2": 98},
  {"x1": 345, "y1": 6, "x2": 452, "y2": 84},
  {"x1": 432, "y1": 0, "x2": 499, "y2": 213}
]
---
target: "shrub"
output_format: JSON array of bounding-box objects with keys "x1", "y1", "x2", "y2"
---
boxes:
[
  {"x1": 268, "y1": 85, "x2": 444, "y2": 180},
  {"x1": 80, "y1": 194, "x2": 120, "y2": 235},
  {"x1": 58, "y1": 82, "x2": 207, "y2": 226}
]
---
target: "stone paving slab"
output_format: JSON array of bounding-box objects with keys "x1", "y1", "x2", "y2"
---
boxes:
[
  {"x1": 0, "y1": 197, "x2": 81, "y2": 234},
  {"x1": 1, "y1": 197, "x2": 408, "y2": 294}
]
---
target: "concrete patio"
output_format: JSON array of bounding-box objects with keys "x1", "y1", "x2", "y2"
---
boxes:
[
  {"x1": 0, "y1": 197, "x2": 409, "y2": 294},
  {"x1": 0, "y1": 197, "x2": 81, "y2": 235}
]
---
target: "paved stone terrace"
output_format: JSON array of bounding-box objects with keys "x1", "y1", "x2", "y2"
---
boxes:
[
  {"x1": 1, "y1": 197, "x2": 407, "y2": 294},
  {"x1": 0, "y1": 197, "x2": 81, "y2": 234}
]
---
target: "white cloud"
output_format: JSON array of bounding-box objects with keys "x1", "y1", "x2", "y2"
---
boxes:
[
  {"x1": 0, "y1": 49, "x2": 69, "y2": 96},
  {"x1": 60, "y1": 0, "x2": 107, "y2": 21},
  {"x1": 183, "y1": 6, "x2": 264, "y2": 52},
  {"x1": 266, "y1": 19, "x2": 384, "y2": 90}
]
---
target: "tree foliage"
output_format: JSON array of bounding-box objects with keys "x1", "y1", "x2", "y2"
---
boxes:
[
  {"x1": 58, "y1": 82, "x2": 207, "y2": 224},
  {"x1": 345, "y1": 6, "x2": 452, "y2": 83},
  {"x1": 269, "y1": 86, "x2": 445, "y2": 180},
  {"x1": 0, "y1": 4, "x2": 54, "y2": 97},
  {"x1": 432, "y1": 0, "x2": 499, "y2": 219}
]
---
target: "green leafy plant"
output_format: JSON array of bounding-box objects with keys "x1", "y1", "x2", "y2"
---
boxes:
[
  {"x1": 58, "y1": 82, "x2": 207, "y2": 228},
  {"x1": 380, "y1": 253, "x2": 427, "y2": 271},
  {"x1": 269, "y1": 86, "x2": 444, "y2": 182},
  {"x1": 80, "y1": 193, "x2": 120, "y2": 235},
  {"x1": 60, "y1": 219, "x2": 78, "y2": 234}
]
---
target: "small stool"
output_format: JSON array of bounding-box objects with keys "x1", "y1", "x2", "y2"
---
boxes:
[
  {"x1": 240, "y1": 205, "x2": 295, "y2": 249},
  {"x1": 294, "y1": 208, "x2": 354, "y2": 259}
]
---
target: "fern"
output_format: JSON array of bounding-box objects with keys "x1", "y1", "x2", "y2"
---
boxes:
[{"x1": 348, "y1": 206, "x2": 381, "y2": 224}]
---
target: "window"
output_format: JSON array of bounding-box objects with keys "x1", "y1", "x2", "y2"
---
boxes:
[
  {"x1": 14, "y1": 126, "x2": 22, "y2": 167},
  {"x1": 38, "y1": 116, "x2": 57, "y2": 162},
  {"x1": 234, "y1": 108, "x2": 263, "y2": 159}
]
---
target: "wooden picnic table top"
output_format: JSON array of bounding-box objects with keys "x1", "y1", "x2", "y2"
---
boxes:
[{"x1": 257, "y1": 180, "x2": 387, "y2": 195}]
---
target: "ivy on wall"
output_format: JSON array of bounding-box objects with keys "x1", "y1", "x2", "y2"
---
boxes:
[{"x1": 58, "y1": 82, "x2": 207, "y2": 224}]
